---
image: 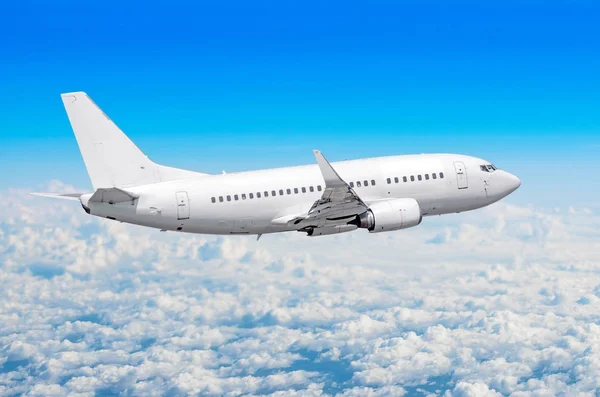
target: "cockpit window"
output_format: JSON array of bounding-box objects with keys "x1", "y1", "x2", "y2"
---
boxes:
[{"x1": 480, "y1": 164, "x2": 497, "y2": 172}]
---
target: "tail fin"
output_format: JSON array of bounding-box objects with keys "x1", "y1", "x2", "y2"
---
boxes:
[{"x1": 61, "y1": 92, "x2": 206, "y2": 189}]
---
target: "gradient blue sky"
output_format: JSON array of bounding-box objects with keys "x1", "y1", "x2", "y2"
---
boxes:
[{"x1": 2, "y1": 0, "x2": 599, "y2": 206}]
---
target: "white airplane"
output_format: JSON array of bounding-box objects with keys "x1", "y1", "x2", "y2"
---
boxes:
[{"x1": 34, "y1": 92, "x2": 521, "y2": 238}]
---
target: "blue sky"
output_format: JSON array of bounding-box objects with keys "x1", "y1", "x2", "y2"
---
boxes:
[{"x1": 1, "y1": 0, "x2": 599, "y2": 205}]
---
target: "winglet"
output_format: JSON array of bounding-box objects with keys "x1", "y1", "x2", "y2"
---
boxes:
[{"x1": 313, "y1": 150, "x2": 347, "y2": 188}]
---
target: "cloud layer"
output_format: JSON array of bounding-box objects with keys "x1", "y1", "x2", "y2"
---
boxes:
[{"x1": 1, "y1": 183, "x2": 599, "y2": 396}]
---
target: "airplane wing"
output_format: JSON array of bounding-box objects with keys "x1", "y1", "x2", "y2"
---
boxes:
[
  {"x1": 32, "y1": 187, "x2": 138, "y2": 205},
  {"x1": 289, "y1": 150, "x2": 369, "y2": 229}
]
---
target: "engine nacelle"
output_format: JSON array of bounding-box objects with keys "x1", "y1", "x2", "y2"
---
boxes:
[
  {"x1": 352, "y1": 198, "x2": 422, "y2": 233},
  {"x1": 307, "y1": 224, "x2": 358, "y2": 237}
]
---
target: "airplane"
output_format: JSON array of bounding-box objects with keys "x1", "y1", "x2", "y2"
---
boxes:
[{"x1": 34, "y1": 92, "x2": 521, "y2": 238}]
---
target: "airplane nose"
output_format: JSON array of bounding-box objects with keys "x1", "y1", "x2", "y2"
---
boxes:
[{"x1": 505, "y1": 172, "x2": 521, "y2": 194}]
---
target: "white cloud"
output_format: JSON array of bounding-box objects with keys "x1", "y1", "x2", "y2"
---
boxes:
[{"x1": 0, "y1": 184, "x2": 599, "y2": 395}]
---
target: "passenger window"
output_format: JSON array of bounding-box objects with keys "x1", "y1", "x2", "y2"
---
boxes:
[
  {"x1": 309, "y1": 186, "x2": 314, "y2": 192},
  {"x1": 403, "y1": 176, "x2": 407, "y2": 182},
  {"x1": 249, "y1": 193, "x2": 254, "y2": 199},
  {"x1": 410, "y1": 176, "x2": 415, "y2": 182},
  {"x1": 425, "y1": 174, "x2": 429, "y2": 180},
  {"x1": 394, "y1": 177, "x2": 399, "y2": 183},
  {"x1": 234, "y1": 194, "x2": 239, "y2": 201},
  {"x1": 294, "y1": 188, "x2": 299, "y2": 194},
  {"x1": 242, "y1": 194, "x2": 247, "y2": 200},
  {"x1": 256, "y1": 192, "x2": 261, "y2": 198},
  {"x1": 364, "y1": 180, "x2": 369, "y2": 186},
  {"x1": 286, "y1": 188, "x2": 291, "y2": 195},
  {"x1": 418, "y1": 175, "x2": 422, "y2": 181},
  {"x1": 302, "y1": 187, "x2": 306, "y2": 193},
  {"x1": 357, "y1": 181, "x2": 362, "y2": 187},
  {"x1": 279, "y1": 189, "x2": 284, "y2": 195},
  {"x1": 371, "y1": 179, "x2": 376, "y2": 185},
  {"x1": 219, "y1": 196, "x2": 224, "y2": 202},
  {"x1": 440, "y1": 172, "x2": 444, "y2": 178},
  {"x1": 317, "y1": 185, "x2": 322, "y2": 191},
  {"x1": 227, "y1": 195, "x2": 231, "y2": 201},
  {"x1": 211, "y1": 197, "x2": 216, "y2": 203},
  {"x1": 432, "y1": 173, "x2": 437, "y2": 179},
  {"x1": 272, "y1": 190, "x2": 276, "y2": 196},
  {"x1": 387, "y1": 178, "x2": 391, "y2": 184},
  {"x1": 350, "y1": 182, "x2": 354, "y2": 188},
  {"x1": 264, "y1": 191, "x2": 268, "y2": 197}
]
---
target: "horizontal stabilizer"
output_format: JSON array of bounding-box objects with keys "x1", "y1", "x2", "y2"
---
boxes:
[
  {"x1": 89, "y1": 187, "x2": 139, "y2": 204},
  {"x1": 30, "y1": 192, "x2": 85, "y2": 201}
]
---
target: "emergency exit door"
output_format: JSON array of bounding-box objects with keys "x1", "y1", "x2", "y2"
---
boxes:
[
  {"x1": 454, "y1": 161, "x2": 468, "y2": 189},
  {"x1": 176, "y1": 191, "x2": 190, "y2": 220}
]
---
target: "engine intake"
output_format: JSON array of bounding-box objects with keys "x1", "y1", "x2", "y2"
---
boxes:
[{"x1": 351, "y1": 198, "x2": 422, "y2": 233}]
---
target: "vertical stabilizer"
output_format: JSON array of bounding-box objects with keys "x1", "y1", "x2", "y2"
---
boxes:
[{"x1": 61, "y1": 92, "x2": 205, "y2": 189}]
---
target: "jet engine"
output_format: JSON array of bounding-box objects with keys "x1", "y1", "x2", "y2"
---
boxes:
[{"x1": 350, "y1": 198, "x2": 422, "y2": 233}]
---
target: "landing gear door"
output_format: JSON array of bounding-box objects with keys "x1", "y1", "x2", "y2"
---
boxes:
[
  {"x1": 176, "y1": 191, "x2": 190, "y2": 220},
  {"x1": 454, "y1": 161, "x2": 468, "y2": 189}
]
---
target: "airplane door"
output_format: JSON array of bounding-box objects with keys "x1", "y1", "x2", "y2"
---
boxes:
[
  {"x1": 176, "y1": 191, "x2": 190, "y2": 220},
  {"x1": 454, "y1": 161, "x2": 468, "y2": 189}
]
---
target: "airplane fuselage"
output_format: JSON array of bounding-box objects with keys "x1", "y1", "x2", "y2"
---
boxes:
[{"x1": 81, "y1": 153, "x2": 520, "y2": 236}]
